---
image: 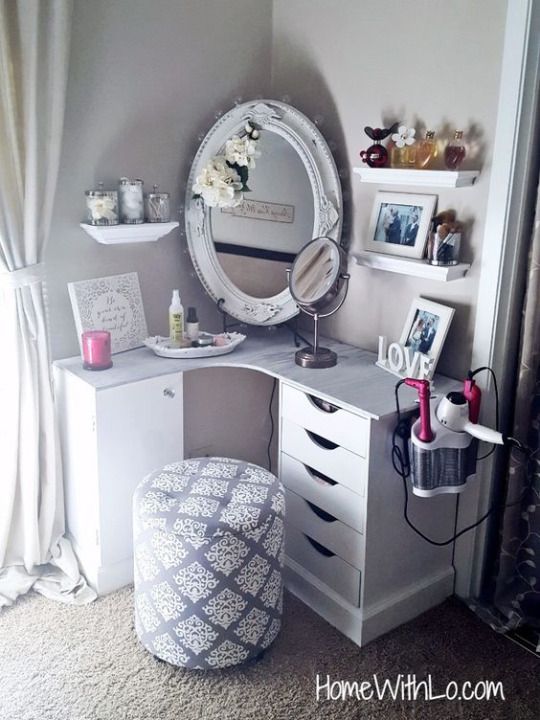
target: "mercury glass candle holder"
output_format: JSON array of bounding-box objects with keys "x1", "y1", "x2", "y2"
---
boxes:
[{"x1": 118, "y1": 178, "x2": 144, "y2": 224}]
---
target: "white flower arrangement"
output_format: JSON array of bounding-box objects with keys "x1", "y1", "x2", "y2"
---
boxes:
[
  {"x1": 192, "y1": 156, "x2": 243, "y2": 208},
  {"x1": 193, "y1": 121, "x2": 261, "y2": 208},
  {"x1": 391, "y1": 125, "x2": 416, "y2": 148},
  {"x1": 224, "y1": 134, "x2": 260, "y2": 169}
]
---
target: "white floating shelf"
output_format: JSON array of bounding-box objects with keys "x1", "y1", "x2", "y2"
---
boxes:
[
  {"x1": 80, "y1": 221, "x2": 179, "y2": 245},
  {"x1": 352, "y1": 167, "x2": 479, "y2": 188},
  {"x1": 351, "y1": 250, "x2": 470, "y2": 281}
]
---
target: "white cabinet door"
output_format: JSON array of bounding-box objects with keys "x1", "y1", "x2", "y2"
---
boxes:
[{"x1": 95, "y1": 372, "x2": 183, "y2": 567}]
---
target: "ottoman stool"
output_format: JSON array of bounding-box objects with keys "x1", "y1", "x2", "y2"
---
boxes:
[{"x1": 133, "y1": 457, "x2": 285, "y2": 669}]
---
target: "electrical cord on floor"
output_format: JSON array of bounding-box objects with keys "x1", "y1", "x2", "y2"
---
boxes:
[
  {"x1": 267, "y1": 378, "x2": 277, "y2": 473},
  {"x1": 392, "y1": 378, "x2": 533, "y2": 548}
]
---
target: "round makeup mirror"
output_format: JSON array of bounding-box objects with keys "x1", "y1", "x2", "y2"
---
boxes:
[
  {"x1": 288, "y1": 237, "x2": 349, "y2": 368},
  {"x1": 185, "y1": 100, "x2": 343, "y2": 326}
]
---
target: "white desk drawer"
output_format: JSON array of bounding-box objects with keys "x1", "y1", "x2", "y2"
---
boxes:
[
  {"x1": 285, "y1": 488, "x2": 364, "y2": 569},
  {"x1": 281, "y1": 418, "x2": 367, "y2": 497},
  {"x1": 280, "y1": 452, "x2": 365, "y2": 533},
  {"x1": 281, "y1": 383, "x2": 369, "y2": 457},
  {"x1": 285, "y1": 524, "x2": 361, "y2": 606}
]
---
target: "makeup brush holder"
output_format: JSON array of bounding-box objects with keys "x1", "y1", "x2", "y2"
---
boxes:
[{"x1": 427, "y1": 231, "x2": 461, "y2": 266}]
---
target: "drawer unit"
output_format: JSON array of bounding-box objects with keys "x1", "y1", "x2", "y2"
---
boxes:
[
  {"x1": 281, "y1": 418, "x2": 367, "y2": 497},
  {"x1": 281, "y1": 383, "x2": 370, "y2": 457},
  {"x1": 285, "y1": 524, "x2": 362, "y2": 606},
  {"x1": 285, "y1": 488, "x2": 364, "y2": 568},
  {"x1": 280, "y1": 452, "x2": 365, "y2": 533}
]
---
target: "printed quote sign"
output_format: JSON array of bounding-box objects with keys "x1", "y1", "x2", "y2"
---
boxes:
[
  {"x1": 68, "y1": 272, "x2": 148, "y2": 354},
  {"x1": 221, "y1": 198, "x2": 295, "y2": 224}
]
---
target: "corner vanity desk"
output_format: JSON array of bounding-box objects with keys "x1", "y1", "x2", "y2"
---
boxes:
[{"x1": 54, "y1": 328, "x2": 458, "y2": 647}]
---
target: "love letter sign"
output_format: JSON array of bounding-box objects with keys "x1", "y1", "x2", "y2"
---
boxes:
[{"x1": 376, "y1": 336, "x2": 434, "y2": 380}]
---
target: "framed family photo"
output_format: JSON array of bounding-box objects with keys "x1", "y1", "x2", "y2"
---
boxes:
[
  {"x1": 399, "y1": 297, "x2": 454, "y2": 378},
  {"x1": 365, "y1": 191, "x2": 437, "y2": 258}
]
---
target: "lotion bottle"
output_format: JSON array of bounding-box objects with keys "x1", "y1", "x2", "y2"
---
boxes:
[
  {"x1": 169, "y1": 290, "x2": 184, "y2": 346},
  {"x1": 186, "y1": 306, "x2": 200, "y2": 341}
]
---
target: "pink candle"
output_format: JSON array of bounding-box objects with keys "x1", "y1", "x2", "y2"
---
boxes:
[{"x1": 82, "y1": 331, "x2": 112, "y2": 370}]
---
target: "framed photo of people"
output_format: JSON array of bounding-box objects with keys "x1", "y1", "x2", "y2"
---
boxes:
[
  {"x1": 365, "y1": 191, "x2": 437, "y2": 258},
  {"x1": 399, "y1": 297, "x2": 455, "y2": 378}
]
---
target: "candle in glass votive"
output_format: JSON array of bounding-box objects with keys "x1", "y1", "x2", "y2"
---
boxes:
[{"x1": 82, "y1": 331, "x2": 113, "y2": 370}]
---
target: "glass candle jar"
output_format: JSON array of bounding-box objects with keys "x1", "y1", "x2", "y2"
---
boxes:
[
  {"x1": 118, "y1": 177, "x2": 144, "y2": 223},
  {"x1": 85, "y1": 183, "x2": 119, "y2": 225},
  {"x1": 81, "y1": 330, "x2": 113, "y2": 370},
  {"x1": 145, "y1": 184, "x2": 171, "y2": 222}
]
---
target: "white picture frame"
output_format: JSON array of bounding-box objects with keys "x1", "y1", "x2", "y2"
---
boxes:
[
  {"x1": 68, "y1": 272, "x2": 148, "y2": 354},
  {"x1": 365, "y1": 191, "x2": 437, "y2": 258},
  {"x1": 398, "y1": 297, "x2": 455, "y2": 379}
]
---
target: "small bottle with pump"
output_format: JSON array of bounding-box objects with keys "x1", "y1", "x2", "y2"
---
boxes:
[
  {"x1": 186, "y1": 306, "x2": 200, "y2": 342},
  {"x1": 169, "y1": 290, "x2": 184, "y2": 347}
]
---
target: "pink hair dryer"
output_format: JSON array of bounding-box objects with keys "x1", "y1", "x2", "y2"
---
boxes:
[{"x1": 404, "y1": 378, "x2": 434, "y2": 443}]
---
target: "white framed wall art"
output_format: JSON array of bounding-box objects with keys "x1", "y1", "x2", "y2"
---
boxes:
[{"x1": 68, "y1": 272, "x2": 148, "y2": 354}]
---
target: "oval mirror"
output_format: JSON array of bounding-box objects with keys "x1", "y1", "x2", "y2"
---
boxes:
[{"x1": 185, "y1": 100, "x2": 343, "y2": 325}]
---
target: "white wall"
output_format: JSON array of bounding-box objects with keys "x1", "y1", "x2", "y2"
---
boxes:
[
  {"x1": 271, "y1": 0, "x2": 507, "y2": 378},
  {"x1": 47, "y1": 0, "x2": 272, "y2": 361},
  {"x1": 47, "y1": 0, "x2": 275, "y2": 464}
]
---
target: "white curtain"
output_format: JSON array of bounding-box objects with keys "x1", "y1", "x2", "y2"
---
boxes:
[{"x1": 0, "y1": 0, "x2": 94, "y2": 607}]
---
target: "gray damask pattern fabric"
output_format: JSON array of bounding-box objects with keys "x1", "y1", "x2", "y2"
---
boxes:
[
  {"x1": 471, "y1": 179, "x2": 540, "y2": 636},
  {"x1": 133, "y1": 457, "x2": 285, "y2": 669}
]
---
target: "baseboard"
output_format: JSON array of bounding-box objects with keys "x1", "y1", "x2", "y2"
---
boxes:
[
  {"x1": 284, "y1": 556, "x2": 453, "y2": 647},
  {"x1": 69, "y1": 534, "x2": 133, "y2": 596}
]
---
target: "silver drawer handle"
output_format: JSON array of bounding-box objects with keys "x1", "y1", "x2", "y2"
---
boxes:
[{"x1": 163, "y1": 387, "x2": 175, "y2": 398}]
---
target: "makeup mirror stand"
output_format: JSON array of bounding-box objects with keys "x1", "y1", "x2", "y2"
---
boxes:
[{"x1": 287, "y1": 269, "x2": 350, "y2": 368}]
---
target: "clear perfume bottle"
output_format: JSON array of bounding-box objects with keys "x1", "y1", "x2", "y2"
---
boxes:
[
  {"x1": 444, "y1": 130, "x2": 466, "y2": 170},
  {"x1": 416, "y1": 131, "x2": 436, "y2": 168}
]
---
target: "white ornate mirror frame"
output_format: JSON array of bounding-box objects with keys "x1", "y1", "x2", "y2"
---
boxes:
[{"x1": 185, "y1": 100, "x2": 343, "y2": 325}]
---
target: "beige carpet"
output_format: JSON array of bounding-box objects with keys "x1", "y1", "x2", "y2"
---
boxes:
[{"x1": 0, "y1": 588, "x2": 538, "y2": 720}]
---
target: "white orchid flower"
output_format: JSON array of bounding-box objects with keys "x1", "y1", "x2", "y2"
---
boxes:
[
  {"x1": 192, "y1": 156, "x2": 243, "y2": 208},
  {"x1": 225, "y1": 135, "x2": 261, "y2": 169},
  {"x1": 391, "y1": 125, "x2": 416, "y2": 148}
]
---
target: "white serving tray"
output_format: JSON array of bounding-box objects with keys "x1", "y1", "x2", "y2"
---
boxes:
[{"x1": 144, "y1": 332, "x2": 246, "y2": 359}]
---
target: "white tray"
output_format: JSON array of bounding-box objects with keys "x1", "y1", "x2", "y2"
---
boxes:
[{"x1": 144, "y1": 332, "x2": 246, "y2": 359}]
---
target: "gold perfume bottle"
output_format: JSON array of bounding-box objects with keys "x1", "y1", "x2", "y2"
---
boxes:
[{"x1": 416, "y1": 131, "x2": 436, "y2": 168}]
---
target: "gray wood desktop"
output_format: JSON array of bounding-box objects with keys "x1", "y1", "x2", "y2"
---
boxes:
[
  {"x1": 54, "y1": 327, "x2": 456, "y2": 418},
  {"x1": 54, "y1": 328, "x2": 460, "y2": 647}
]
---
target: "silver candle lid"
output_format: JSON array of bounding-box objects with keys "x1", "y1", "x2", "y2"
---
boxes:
[
  {"x1": 85, "y1": 181, "x2": 115, "y2": 197},
  {"x1": 146, "y1": 184, "x2": 170, "y2": 199},
  {"x1": 119, "y1": 177, "x2": 144, "y2": 186}
]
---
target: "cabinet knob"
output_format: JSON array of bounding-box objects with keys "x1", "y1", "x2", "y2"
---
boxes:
[{"x1": 163, "y1": 387, "x2": 175, "y2": 398}]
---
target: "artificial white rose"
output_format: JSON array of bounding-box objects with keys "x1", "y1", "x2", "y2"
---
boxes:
[
  {"x1": 224, "y1": 135, "x2": 261, "y2": 169},
  {"x1": 192, "y1": 156, "x2": 243, "y2": 208},
  {"x1": 87, "y1": 195, "x2": 117, "y2": 221}
]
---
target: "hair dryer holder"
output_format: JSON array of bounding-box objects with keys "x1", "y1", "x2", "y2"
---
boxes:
[{"x1": 409, "y1": 400, "x2": 477, "y2": 497}]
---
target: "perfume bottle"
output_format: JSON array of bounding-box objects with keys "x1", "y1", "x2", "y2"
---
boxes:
[
  {"x1": 416, "y1": 131, "x2": 436, "y2": 169},
  {"x1": 444, "y1": 131, "x2": 466, "y2": 170}
]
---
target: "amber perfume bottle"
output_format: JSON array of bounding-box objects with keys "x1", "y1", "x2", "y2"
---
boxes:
[
  {"x1": 416, "y1": 131, "x2": 436, "y2": 168},
  {"x1": 444, "y1": 131, "x2": 466, "y2": 170}
]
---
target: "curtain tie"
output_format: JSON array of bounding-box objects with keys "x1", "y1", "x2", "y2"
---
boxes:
[{"x1": 0, "y1": 263, "x2": 45, "y2": 290}]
